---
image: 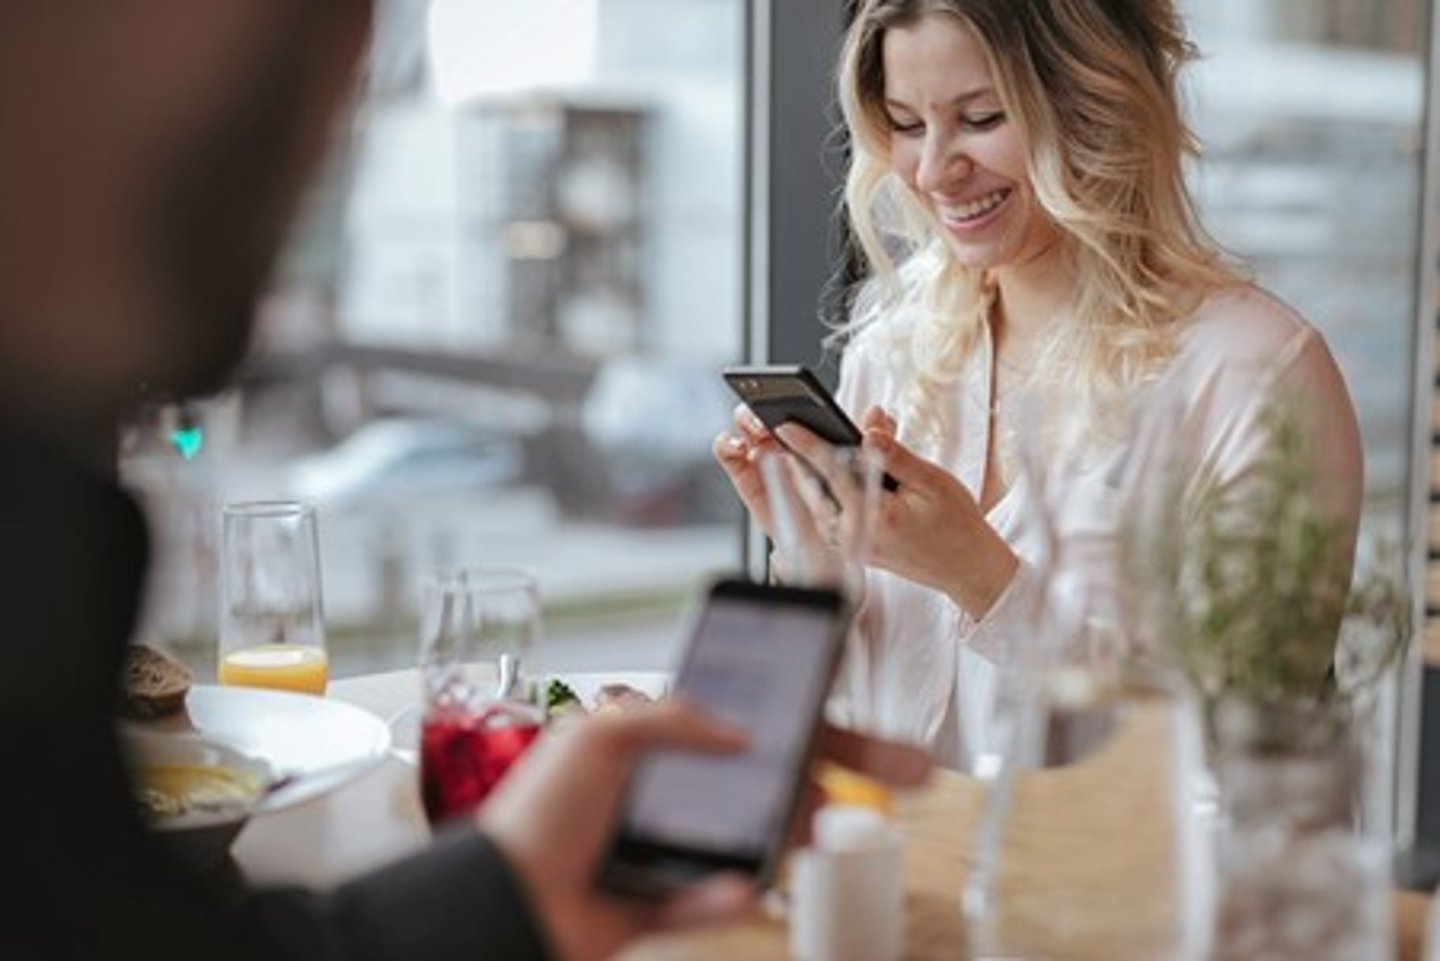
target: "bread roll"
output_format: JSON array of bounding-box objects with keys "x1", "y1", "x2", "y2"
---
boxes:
[{"x1": 121, "y1": 642, "x2": 193, "y2": 720}]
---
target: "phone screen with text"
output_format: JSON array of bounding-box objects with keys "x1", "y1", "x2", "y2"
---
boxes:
[{"x1": 618, "y1": 592, "x2": 841, "y2": 860}]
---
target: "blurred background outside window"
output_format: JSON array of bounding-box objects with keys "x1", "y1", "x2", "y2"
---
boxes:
[
  {"x1": 1182, "y1": 0, "x2": 1424, "y2": 531},
  {"x1": 119, "y1": 0, "x2": 746, "y2": 680}
]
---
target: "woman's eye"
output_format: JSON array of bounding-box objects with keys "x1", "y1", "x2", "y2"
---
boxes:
[
  {"x1": 886, "y1": 116, "x2": 924, "y2": 136},
  {"x1": 962, "y1": 111, "x2": 1005, "y2": 131}
]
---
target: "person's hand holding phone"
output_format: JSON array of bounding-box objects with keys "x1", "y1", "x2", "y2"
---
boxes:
[
  {"x1": 479, "y1": 700, "x2": 756, "y2": 961},
  {"x1": 781, "y1": 420, "x2": 1021, "y2": 621},
  {"x1": 477, "y1": 696, "x2": 933, "y2": 961},
  {"x1": 713, "y1": 401, "x2": 896, "y2": 547},
  {"x1": 712, "y1": 402, "x2": 784, "y2": 541}
]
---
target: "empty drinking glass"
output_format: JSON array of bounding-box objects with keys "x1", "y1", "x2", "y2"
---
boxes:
[
  {"x1": 961, "y1": 378, "x2": 1214, "y2": 960},
  {"x1": 962, "y1": 640, "x2": 1214, "y2": 961},
  {"x1": 1423, "y1": 882, "x2": 1440, "y2": 961},
  {"x1": 755, "y1": 441, "x2": 887, "y2": 752}
]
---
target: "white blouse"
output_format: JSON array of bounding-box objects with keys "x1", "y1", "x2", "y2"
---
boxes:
[{"x1": 827, "y1": 283, "x2": 1364, "y2": 772}]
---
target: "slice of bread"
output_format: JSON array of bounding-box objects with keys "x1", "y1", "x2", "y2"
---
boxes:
[{"x1": 121, "y1": 642, "x2": 193, "y2": 720}]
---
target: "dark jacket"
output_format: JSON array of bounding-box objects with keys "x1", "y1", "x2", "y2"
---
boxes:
[{"x1": 0, "y1": 426, "x2": 551, "y2": 960}]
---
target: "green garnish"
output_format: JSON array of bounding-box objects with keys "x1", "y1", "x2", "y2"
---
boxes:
[{"x1": 545, "y1": 679, "x2": 581, "y2": 720}]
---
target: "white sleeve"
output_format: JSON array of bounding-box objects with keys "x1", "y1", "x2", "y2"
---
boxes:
[
  {"x1": 1187, "y1": 324, "x2": 1363, "y2": 572},
  {"x1": 950, "y1": 556, "x2": 1046, "y2": 664}
]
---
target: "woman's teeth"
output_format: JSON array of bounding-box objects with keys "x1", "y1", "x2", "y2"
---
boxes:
[{"x1": 939, "y1": 188, "x2": 1009, "y2": 224}]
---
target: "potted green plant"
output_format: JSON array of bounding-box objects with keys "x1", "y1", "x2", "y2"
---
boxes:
[
  {"x1": 1120, "y1": 389, "x2": 1412, "y2": 756},
  {"x1": 1116, "y1": 388, "x2": 1415, "y2": 959}
]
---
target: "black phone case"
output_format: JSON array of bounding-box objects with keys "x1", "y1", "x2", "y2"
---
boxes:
[
  {"x1": 722, "y1": 365, "x2": 863, "y2": 446},
  {"x1": 722, "y1": 365, "x2": 899, "y2": 491}
]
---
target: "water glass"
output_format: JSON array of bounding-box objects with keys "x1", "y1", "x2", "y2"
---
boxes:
[
  {"x1": 962, "y1": 380, "x2": 1214, "y2": 959},
  {"x1": 758, "y1": 443, "x2": 882, "y2": 602},
  {"x1": 962, "y1": 663, "x2": 1214, "y2": 961},
  {"x1": 217, "y1": 500, "x2": 328, "y2": 695},
  {"x1": 417, "y1": 566, "x2": 544, "y2": 828}
]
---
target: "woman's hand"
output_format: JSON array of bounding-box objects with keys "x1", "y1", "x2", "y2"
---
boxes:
[
  {"x1": 777, "y1": 411, "x2": 1018, "y2": 619},
  {"x1": 711, "y1": 403, "x2": 782, "y2": 540},
  {"x1": 714, "y1": 403, "x2": 876, "y2": 589}
]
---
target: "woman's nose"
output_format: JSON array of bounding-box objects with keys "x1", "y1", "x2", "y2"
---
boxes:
[{"x1": 915, "y1": 130, "x2": 970, "y2": 192}]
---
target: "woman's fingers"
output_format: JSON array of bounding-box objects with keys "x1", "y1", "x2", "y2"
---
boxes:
[
  {"x1": 860, "y1": 405, "x2": 896, "y2": 435},
  {"x1": 713, "y1": 429, "x2": 776, "y2": 536},
  {"x1": 732, "y1": 403, "x2": 772, "y2": 444},
  {"x1": 713, "y1": 428, "x2": 747, "y2": 465},
  {"x1": 862, "y1": 430, "x2": 938, "y2": 491}
]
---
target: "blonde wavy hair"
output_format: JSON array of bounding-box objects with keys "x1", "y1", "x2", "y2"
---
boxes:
[{"x1": 833, "y1": 0, "x2": 1243, "y2": 446}]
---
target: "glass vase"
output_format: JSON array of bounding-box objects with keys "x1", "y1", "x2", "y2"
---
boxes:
[
  {"x1": 960, "y1": 371, "x2": 1216, "y2": 959},
  {"x1": 1207, "y1": 699, "x2": 1394, "y2": 960}
]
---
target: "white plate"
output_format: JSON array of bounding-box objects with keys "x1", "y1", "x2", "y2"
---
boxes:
[{"x1": 123, "y1": 685, "x2": 392, "y2": 814}]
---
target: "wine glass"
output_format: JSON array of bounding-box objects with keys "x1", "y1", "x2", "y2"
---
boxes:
[
  {"x1": 755, "y1": 441, "x2": 885, "y2": 766},
  {"x1": 217, "y1": 500, "x2": 328, "y2": 695},
  {"x1": 962, "y1": 377, "x2": 1215, "y2": 961},
  {"x1": 417, "y1": 565, "x2": 545, "y2": 828}
]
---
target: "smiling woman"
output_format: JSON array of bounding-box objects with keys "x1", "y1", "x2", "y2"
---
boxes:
[
  {"x1": 713, "y1": 0, "x2": 1363, "y2": 774},
  {"x1": 876, "y1": 15, "x2": 1055, "y2": 273}
]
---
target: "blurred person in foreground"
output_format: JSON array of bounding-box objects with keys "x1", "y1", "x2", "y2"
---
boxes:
[
  {"x1": 716, "y1": 0, "x2": 1362, "y2": 772},
  {"x1": 0, "y1": 4, "x2": 930, "y2": 960}
]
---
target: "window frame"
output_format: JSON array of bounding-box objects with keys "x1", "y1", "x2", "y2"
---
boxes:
[
  {"x1": 1400, "y1": 0, "x2": 1440, "y2": 886},
  {"x1": 744, "y1": 0, "x2": 853, "y2": 577}
]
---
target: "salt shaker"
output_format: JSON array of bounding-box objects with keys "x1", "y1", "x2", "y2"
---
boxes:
[{"x1": 788, "y1": 804, "x2": 905, "y2": 961}]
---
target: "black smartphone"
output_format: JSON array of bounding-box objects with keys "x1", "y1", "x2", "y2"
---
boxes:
[
  {"x1": 596, "y1": 577, "x2": 850, "y2": 899},
  {"x1": 722, "y1": 364, "x2": 899, "y2": 491}
]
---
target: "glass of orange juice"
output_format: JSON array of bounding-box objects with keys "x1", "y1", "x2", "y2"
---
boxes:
[{"x1": 218, "y1": 500, "x2": 329, "y2": 695}]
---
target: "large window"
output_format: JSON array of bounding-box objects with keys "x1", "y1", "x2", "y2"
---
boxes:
[{"x1": 120, "y1": 0, "x2": 749, "y2": 679}]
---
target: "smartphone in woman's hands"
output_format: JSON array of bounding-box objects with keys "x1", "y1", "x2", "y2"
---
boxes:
[{"x1": 722, "y1": 365, "x2": 898, "y2": 491}]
